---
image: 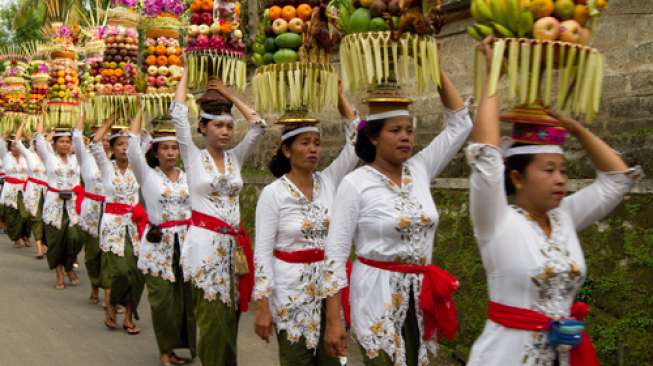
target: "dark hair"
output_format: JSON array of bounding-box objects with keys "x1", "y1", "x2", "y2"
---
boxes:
[
  {"x1": 145, "y1": 142, "x2": 160, "y2": 168},
  {"x1": 53, "y1": 135, "x2": 71, "y2": 144},
  {"x1": 355, "y1": 120, "x2": 386, "y2": 163},
  {"x1": 109, "y1": 135, "x2": 127, "y2": 161},
  {"x1": 197, "y1": 94, "x2": 233, "y2": 135},
  {"x1": 268, "y1": 133, "x2": 298, "y2": 178},
  {"x1": 504, "y1": 143, "x2": 536, "y2": 195}
]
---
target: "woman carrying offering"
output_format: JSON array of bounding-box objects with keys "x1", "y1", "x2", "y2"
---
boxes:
[
  {"x1": 0, "y1": 133, "x2": 31, "y2": 248},
  {"x1": 14, "y1": 121, "x2": 48, "y2": 259},
  {"x1": 465, "y1": 38, "x2": 641, "y2": 366},
  {"x1": 91, "y1": 117, "x2": 145, "y2": 335},
  {"x1": 128, "y1": 112, "x2": 196, "y2": 365},
  {"x1": 73, "y1": 116, "x2": 111, "y2": 305},
  {"x1": 33, "y1": 118, "x2": 83, "y2": 289},
  {"x1": 253, "y1": 85, "x2": 358, "y2": 365},
  {"x1": 323, "y1": 71, "x2": 473, "y2": 366},
  {"x1": 170, "y1": 58, "x2": 266, "y2": 365}
]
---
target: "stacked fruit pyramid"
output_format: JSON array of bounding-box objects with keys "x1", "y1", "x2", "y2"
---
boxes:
[
  {"x1": 468, "y1": 0, "x2": 609, "y2": 121},
  {"x1": 251, "y1": 0, "x2": 341, "y2": 114},
  {"x1": 27, "y1": 61, "x2": 49, "y2": 112},
  {"x1": 186, "y1": 0, "x2": 247, "y2": 90},
  {"x1": 1, "y1": 59, "x2": 29, "y2": 114},
  {"x1": 95, "y1": 0, "x2": 140, "y2": 126},
  {"x1": 44, "y1": 21, "x2": 83, "y2": 128},
  {"x1": 140, "y1": 0, "x2": 187, "y2": 117},
  {"x1": 333, "y1": 0, "x2": 444, "y2": 93},
  {"x1": 79, "y1": 26, "x2": 105, "y2": 123}
]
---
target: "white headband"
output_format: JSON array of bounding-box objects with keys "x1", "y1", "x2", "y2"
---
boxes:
[
  {"x1": 281, "y1": 126, "x2": 320, "y2": 142},
  {"x1": 151, "y1": 136, "x2": 177, "y2": 144},
  {"x1": 109, "y1": 131, "x2": 128, "y2": 141},
  {"x1": 504, "y1": 145, "x2": 564, "y2": 158},
  {"x1": 200, "y1": 111, "x2": 233, "y2": 122},
  {"x1": 366, "y1": 109, "x2": 410, "y2": 122},
  {"x1": 53, "y1": 132, "x2": 71, "y2": 138}
]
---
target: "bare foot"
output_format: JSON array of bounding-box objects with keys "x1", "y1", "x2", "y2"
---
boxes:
[
  {"x1": 67, "y1": 271, "x2": 80, "y2": 286},
  {"x1": 104, "y1": 306, "x2": 117, "y2": 330},
  {"x1": 123, "y1": 321, "x2": 141, "y2": 335},
  {"x1": 13, "y1": 240, "x2": 23, "y2": 248}
]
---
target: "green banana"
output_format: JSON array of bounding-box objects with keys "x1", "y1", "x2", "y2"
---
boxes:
[
  {"x1": 517, "y1": 11, "x2": 534, "y2": 37},
  {"x1": 474, "y1": 23, "x2": 495, "y2": 37},
  {"x1": 467, "y1": 26, "x2": 483, "y2": 41},
  {"x1": 493, "y1": 22, "x2": 516, "y2": 37},
  {"x1": 475, "y1": 0, "x2": 495, "y2": 23},
  {"x1": 505, "y1": 0, "x2": 520, "y2": 33},
  {"x1": 490, "y1": 0, "x2": 508, "y2": 27},
  {"x1": 471, "y1": 0, "x2": 480, "y2": 21}
]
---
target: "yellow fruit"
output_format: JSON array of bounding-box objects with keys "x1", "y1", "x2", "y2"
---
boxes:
[
  {"x1": 360, "y1": 0, "x2": 373, "y2": 8},
  {"x1": 596, "y1": 0, "x2": 608, "y2": 9},
  {"x1": 574, "y1": 4, "x2": 589, "y2": 25},
  {"x1": 529, "y1": 0, "x2": 554, "y2": 18}
]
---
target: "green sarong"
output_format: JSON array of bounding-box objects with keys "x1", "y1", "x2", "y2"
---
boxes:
[
  {"x1": 101, "y1": 234, "x2": 145, "y2": 313},
  {"x1": 276, "y1": 302, "x2": 341, "y2": 366},
  {"x1": 83, "y1": 231, "x2": 102, "y2": 288},
  {"x1": 30, "y1": 193, "x2": 44, "y2": 242},
  {"x1": 145, "y1": 235, "x2": 196, "y2": 357},
  {"x1": 7, "y1": 192, "x2": 31, "y2": 242},
  {"x1": 45, "y1": 208, "x2": 82, "y2": 271},
  {"x1": 194, "y1": 287, "x2": 239, "y2": 366},
  {"x1": 361, "y1": 293, "x2": 421, "y2": 366}
]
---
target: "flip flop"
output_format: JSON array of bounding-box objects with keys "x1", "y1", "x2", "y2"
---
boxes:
[
  {"x1": 170, "y1": 354, "x2": 191, "y2": 365},
  {"x1": 123, "y1": 323, "x2": 141, "y2": 335}
]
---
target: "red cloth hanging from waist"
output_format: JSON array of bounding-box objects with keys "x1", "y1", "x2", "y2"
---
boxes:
[
  {"x1": 4, "y1": 176, "x2": 26, "y2": 185},
  {"x1": 104, "y1": 202, "x2": 148, "y2": 239},
  {"x1": 487, "y1": 301, "x2": 600, "y2": 366},
  {"x1": 157, "y1": 219, "x2": 190, "y2": 229},
  {"x1": 72, "y1": 188, "x2": 105, "y2": 216},
  {"x1": 358, "y1": 256, "x2": 459, "y2": 341},
  {"x1": 24, "y1": 177, "x2": 48, "y2": 191},
  {"x1": 190, "y1": 210, "x2": 254, "y2": 312},
  {"x1": 273, "y1": 249, "x2": 325, "y2": 263}
]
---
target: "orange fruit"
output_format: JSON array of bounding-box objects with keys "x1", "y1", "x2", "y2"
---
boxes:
[
  {"x1": 190, "y1": 0, "x2": 200, "y2": 12},
  {"x1": 157, "y1": 55, "x2": 168, "y2": 65},
  {"x1": 147, "y1": 46, "x2": 156, "y2": 54},
  {"x1": 282, "y1": 5, "x2": 296, "y2": 21},
  {"x1": 145, "y1": 55, "x2": 157, "y2": 65},
  {"x1": 156, "y1": 45, "x2": 167, "y2": 55},
  {"x1": 168, "y1": 55, "x2": 180, "y2": 65},
  {"x1": 296, "y1": 4, "x2": 313, "y2": 21},
  {"x1": 268, "y1": 6, "x2": 282, "y2": 20}
]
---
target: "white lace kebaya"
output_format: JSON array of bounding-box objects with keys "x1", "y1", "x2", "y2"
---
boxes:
[
  {"x1": 16, "y1": 142, "x2": 47, "y2": 216},
  {"x1": 72, "y1": 129, "x2": 105, "y2": 236}
]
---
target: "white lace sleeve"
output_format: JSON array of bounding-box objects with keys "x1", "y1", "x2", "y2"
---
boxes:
[
  {"x1": 170, "y1": 101, "x2": 200, "y2": 166},
  {"x1": 230, "y1": 119, "x2": 267, "y2": 167},
  {"x1": 320, "y1": 118, "x2": 360, "y2": 188},
  {"x1": 253, "y1": 184, "x2": 280, "y2": 300},
  {"x1": 127, "y1": 133, "x2": 150, "y2": 185}
]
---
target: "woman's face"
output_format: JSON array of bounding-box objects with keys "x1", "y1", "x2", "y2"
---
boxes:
[
  {"x1": 156, "y1": 141, "x2": 180, "y2": 169},
  {"x1": 284, "y1": 132, "x2": 321, "y2": 173},
  {"x1": 111, "y1": 136, "x2": 129, "y2": 161},
  {"x1": 511, "y1": 153, "x2": 568, "y2": 212},
  {"x1": 9, "y1": 142, "x2": 20, "y2": 157},
  {"x1": 201, "y1": 118, "x2": 234, "y2": 151},
  {"x1": 54, "y1": 136, "x2": 72, "y2": 156},
  {"x1": 371, "y1": 117, "x2": 415, "y2": 165}
]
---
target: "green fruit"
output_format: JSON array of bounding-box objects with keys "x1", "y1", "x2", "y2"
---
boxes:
[
  {"x1": 349, "y1": 8, "x2": 371, "y2": 33},
  {"x1": 273, "y1": 48, "x2": 299, "y2": 64},
  {"x1": 467, "y1": 26, "x2": 482, "y2": 41},
  {"x1": 392, "y1": 16, "x2": 400, "y2": 30},
  {"x1": 253, "y1": 43, "x2": 266, "y2": 55},
  {"x1": 263, "y1": 52, "x2": 275, "y2": 65},
  {"x1": 264, "y1": 37, "x2": 277, "y2": 52},
  {"x1": 474, "y1": 23, "x2": 495, "y2": 37},
  {"x1": 274, "y1": 32, "x2": 302, "y2": 49},
  {"x1": 369, "y1": 17, "x2": 388, "y2": 31},
  {"x1": 251, "y1": 53, "x2": 264, "y2": 66},
  {"x1": 493, "y1": 22, "x2": 515, "y2": 37},
  {"x1": 554, "y1": 0, "x2": 575, "y2": 20}
]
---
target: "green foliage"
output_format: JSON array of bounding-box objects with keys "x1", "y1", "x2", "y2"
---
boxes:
[{"x1": 239, "y1": 183, "x2": 653, "y2": 365}]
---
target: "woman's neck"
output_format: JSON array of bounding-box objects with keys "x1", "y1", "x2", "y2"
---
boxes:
[
  {"x1": 57, "y1": 152, "x2": 68, "y2": 162},
  {"x1": 515, "y1": 197, "x2": 551, "y2": 235},
  {"x1": 159, "y1": 164, "x2": 178, "y2": 180},
  {"x1": 207, "y1": 145, "x2": 224, "y2": 162},
  {"x1": 287, "y1": 168, "x2": 314, "y2": 199},
  {"x1": 116, "y1": 159, "x2": 129, "y2": 170},
  {"x1": 371, "y1": 157, "x2": 403, "y2": 185}
]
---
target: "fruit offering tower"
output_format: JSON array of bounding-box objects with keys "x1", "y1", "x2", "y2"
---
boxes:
[
  {"x1": 186, "y1": 0, "x2": 247, "y2": 90},
  {"x1": 468, "y1": 0, "x2": 609, "y2": 122},
  {"x1": 80, "y1": 26, "x2": 105, "y2": 124},
  {"x1": 251, "y1": 0, "x2": 341, "y2": 114},
  {"x1": 140, "y1": 0, "x2": 190, "y2": 118},
  {"x1": 333, "y1": 0, "x2": 444, "y2": 94},
  {"x1": 1, "y1": 59, "x2": 29, "y2": 115},
  {"x1": 95, "y1": 0, "x2": 140, "y2": 126}
]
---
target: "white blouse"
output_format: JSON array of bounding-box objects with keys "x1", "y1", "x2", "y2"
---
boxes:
[
  {"x1": 253, "y1": 118, "x2": 359, "y2": 350},
  {"x1": 170, "y1": 101, "x2": 266, "y2": 304},
  {"x1": 90, "y1": 141, "x2": 140, "y2": 256},
  {"x1": 72, "y1": 129, "x2": 105, "y2": 236},
  {"x1": 16, "y1": 142, "x2": 47, "y2": 216},
  {"x1": 322, "y1": 106, "x2": 473, "y2": 366},
  {"x1": 34, "y1": 133, "x2": 81, "y2": 229},
  {"x1": 465, "y1": 144, "x2": 640, "y2": 366},
  {"x1": 128, "y1": 133, "x2": 191, "y2": 282},
  {"x1": 0, "y1": 149, "x2": 28, "y2": 209}
]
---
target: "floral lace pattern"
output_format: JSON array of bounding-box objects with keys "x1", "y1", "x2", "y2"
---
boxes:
[
  {"x1": 515, "y1": 207, "x2": 585, "y2": 366},
  {"x1": 138, "y1": 168, "x2": 190, "y2": 282},
  {"x1": 201, "y1": 149, "x2": 241, "y2": 226},
  {"x1": 42, "y1": 155, "x2": 80, "y2": 229},
  {"x1": 100, "y1": 161, "x2": 140, "y2": 256},
  {"x1": 0, "y1": 155, "x2": 27, "y2": 209}
]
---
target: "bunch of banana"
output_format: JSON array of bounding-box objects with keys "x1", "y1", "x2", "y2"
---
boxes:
[{"x1": 467, "y1": 0, "x2": 534, "y2": 41}]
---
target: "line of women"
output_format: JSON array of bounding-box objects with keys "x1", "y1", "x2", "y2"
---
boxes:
[{"x1": 0, "y1": 38, "x2": 641, "y2": 366}]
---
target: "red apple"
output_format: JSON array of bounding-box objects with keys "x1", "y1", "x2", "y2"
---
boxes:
[
  {"x1": 578, "y1": 27, "x2": 592, "y2": 45},
  {"x1": 559, "y1": 20, "x2": 581, "y2": 43},
  {"x1": 533, "y1": 17, "x2": 561, "y2": 41}
]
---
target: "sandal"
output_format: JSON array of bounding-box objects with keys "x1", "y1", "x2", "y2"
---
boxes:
[
  {"x1": 104, "y1": 311, "x2": 117, "y2": 330},
  {"x1": 13, "y1": 242, "x2": 23, "y2": 248},
  {"x1": 55, "y1": 283, "x2": 65, "y2": 290},
  {"x1": 123, "y1": 323, "x2": 141, "y2": 335},
  {"x1": 170, "y1": 354, "x2": 191, "y2": 365},
  {"x1": 89, "y1": 295, "x2": 100, "y2": 305}
]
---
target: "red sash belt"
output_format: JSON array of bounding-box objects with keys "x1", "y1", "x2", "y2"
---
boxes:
[
  {"x1": 24, "y1": 177, "x2": 48, "y2": 191},
  {"x1": 358, "y1": 256, "x2": 459, "y2": 341},
  {"x1": 71, "y1": 187, "x2": 105, "y2": 215},
  {"x1": 488, "y1": 301, "x2": 599, "y2": 366},
  {"x1": 190, "y1": 210, "x2": 254, "y2": 312},
  {"x1": 105, "y1": 202, "x2": 148, "y2": 239},
  {"x1": 273, "y1": 248, "x2": 325, "y2": 263},
  {"x1": 157, "y1": 219, "x2": 190, "y2": 229},
  {"x1": 4, "y1": 176, "x2": 26, "y2": 186}
]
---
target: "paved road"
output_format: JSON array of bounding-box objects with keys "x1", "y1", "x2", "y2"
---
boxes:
[{"x1": 0, "y1": 237, "x2": 364, "y2": 366}]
